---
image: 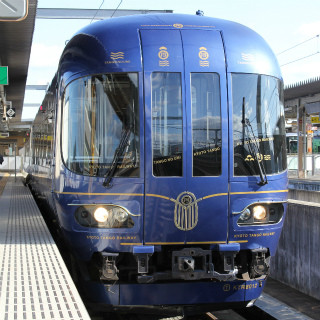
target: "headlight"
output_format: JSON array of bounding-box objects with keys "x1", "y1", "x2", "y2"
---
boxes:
[
  {"x1": 94, "y1": 207, "x2": 109, "y2": 223},
  {"x1": 252, "y1": 205, "x2": 267, "y2": 221},
  {"x1": 113, "y1": 207, "x2": 128, "y2": 223},
  {"x1": 237, "y1": 203, "x2": 284, "y2": 226},
  {"x1": 239, "y1": 208, "x2": 251, "y2": 221},
  {"x1": 75, "y1": 205, "x2": 135, "y2": 228}
]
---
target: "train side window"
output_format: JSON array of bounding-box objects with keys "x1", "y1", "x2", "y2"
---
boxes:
[
  {"x1": 191, "y1": 73, "x2": 221, "y2": 176},
  {"x1": 151, "y1": 72, "x2": 183, "y2": 177}
]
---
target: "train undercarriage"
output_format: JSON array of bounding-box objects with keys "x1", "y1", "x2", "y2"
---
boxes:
[{"x1": 89, "y1": 246, "x2": 271, "y2": 284}]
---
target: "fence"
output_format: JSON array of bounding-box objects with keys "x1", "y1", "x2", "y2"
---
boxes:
[
  {"x1": 270, "y1": 198, "x2": 320, "y2": 300},
  {"x1": 288, "y1": 154, "x2": 320, "y2": 177},
  {"x1": 0, "y1": 156, "x2": 22, "y2": 171}
]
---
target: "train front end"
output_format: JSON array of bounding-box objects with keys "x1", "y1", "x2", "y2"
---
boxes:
[{"x1": 53, "y1": 14, "x2": 287, "y2": 311}]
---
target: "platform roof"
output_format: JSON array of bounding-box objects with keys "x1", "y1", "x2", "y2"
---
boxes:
[
  {"x1": 284, "y1": 77, "x2": 320, "y2": 101},
  {"x1": 0, "y1": 0, "x2": 37, "y2": 135}
]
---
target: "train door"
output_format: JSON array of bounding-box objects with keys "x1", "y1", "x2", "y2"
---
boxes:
[
  {"x1": 181, "y1": 29, "x2": 229, "y2": 244},
  {"x1": 140, "y1": 29, "x2": 229, "y2": 245}
]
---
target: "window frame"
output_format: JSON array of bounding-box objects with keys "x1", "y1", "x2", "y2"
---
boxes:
[
  {"x1": 60, "y1": 72, "x2": 140, "y2": 178},
  {"x1": 151, "y1": 72, "x2": 184, "y2": 177},
  {"x1": 231, "y1": 73, "x2": 287, "y2": 177},
  {"x1": 190, "y1": 72, "x2": 222, "y2": 177}
]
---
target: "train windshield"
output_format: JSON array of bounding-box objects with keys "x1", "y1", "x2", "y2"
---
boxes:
[
  {"x1": 191, "y1": 73, "x2": 221, "y2": 176},
  {"x1": 232, "y1": 74, "x2": 287, "y2": 176},
  {"x1": 152, "y1": 72, "x2": 183, "y2": 176},
  {"x1": 151, "y1": 72, "x2": 222, "y2": 177},
  {"x1": 62, "y1": 73, "x2": 139, "y2": 177}
]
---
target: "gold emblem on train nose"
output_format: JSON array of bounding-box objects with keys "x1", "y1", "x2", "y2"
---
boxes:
[{"x1": 173, "y1": 192, "x2": 200, "y2": 231}]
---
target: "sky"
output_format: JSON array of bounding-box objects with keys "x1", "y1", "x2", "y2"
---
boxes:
[{"x1": 22, "y1": 0, "x2": 320, "y2": 120}]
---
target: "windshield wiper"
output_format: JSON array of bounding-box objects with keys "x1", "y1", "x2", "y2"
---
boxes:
[
  {"x1": 103, "y1": 127, "x2": 131, "y2": 188},
  {"x1": 242, "y1": 97, "x2": 268, "y2": 186}
]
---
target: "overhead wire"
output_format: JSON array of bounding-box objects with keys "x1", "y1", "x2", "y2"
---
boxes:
[
  {"x1": 280, "y1": 51, "x2": 320, "y2": 67},
  {"x1": 278, "y1": 34, "x2": 320, "y2": 67},
  {"x1": 90, "y1": 0, "x2": 105, "y2": 24},
  {"x1": 111, "y1": 0, "x2": 123, "y2": 18},
  {"x1": 277, "y1": 34, "x2": 319, "y2": 55}
]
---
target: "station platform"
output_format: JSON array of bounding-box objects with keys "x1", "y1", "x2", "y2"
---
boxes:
[
  {"x1": 0, "y1": 173, "x2": 90, "y2": 320},
  {"x1": 288, "y1": 178, "x2": 320, "y2": 191}
]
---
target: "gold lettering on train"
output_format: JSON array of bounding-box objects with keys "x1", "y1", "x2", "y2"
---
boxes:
[{"x1": 234, "y1": 232, "x2": 275, "y2": 239}]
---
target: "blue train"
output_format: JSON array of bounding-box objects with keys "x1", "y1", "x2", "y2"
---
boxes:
[{"x1": 23, "y1": 13, "x2": 288, "y2": 314}]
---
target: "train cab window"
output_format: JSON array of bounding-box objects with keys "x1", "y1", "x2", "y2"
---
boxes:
[
  {"x1": 62, "y1": 73, "x2": 139, "y2": 178},
  {"x1": 191, "y1": 73, "x2": 221, "y2": 176},
  {"x1": 151, "y1": 73, "x2": 183, "y2": 176},
  {"x1": 232, "y1": 74, "x2": 287, "y2": 176}
]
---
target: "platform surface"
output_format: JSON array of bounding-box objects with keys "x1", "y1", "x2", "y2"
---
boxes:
[{"x1": 0, "y1": 174, "x2": 90, "y2": 320}]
